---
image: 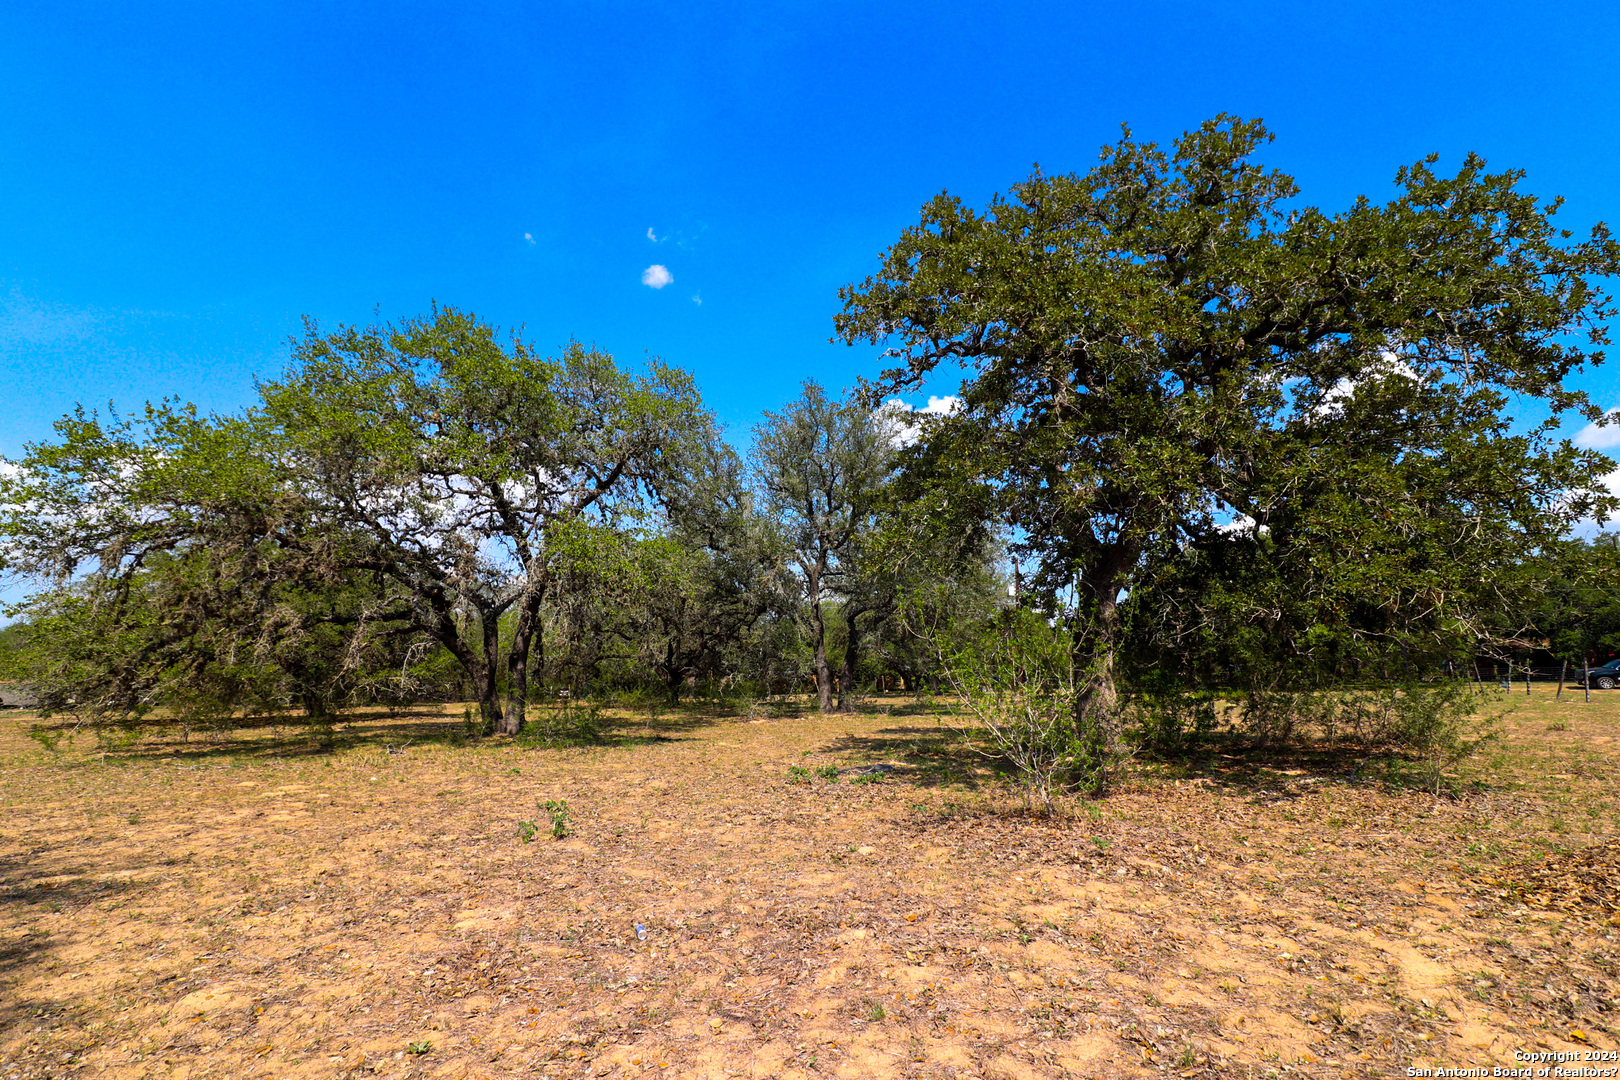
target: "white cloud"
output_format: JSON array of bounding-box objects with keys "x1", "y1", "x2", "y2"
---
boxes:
[
  {"x1": 1310, "y1": 355, "x2": 1421, "y2": 420},
  {"x1": 876, "y1": 395, "x2": 963, "y2": 447},
  {"x1": 691, "y1": 294, "x2": 702, "y2": 306},
  {"x1": 1215, "y1": 513, "x2": 1270, "y2": 538},
  {"x1": 1568, "y1": 467, "x2": 1620, "y2": 539},
  {"x1": 1574, "y1": 408, "x2": 1620, "y2": 451},
  {"x1": 641, "y1": 265, "x2": 673, "y2": 289},
  {"x1": 647, "y1": 227, "x2": 659, "y2": 242},
  {"x1": 523, "y1": 232, "x2": 535, "y2": 244}
]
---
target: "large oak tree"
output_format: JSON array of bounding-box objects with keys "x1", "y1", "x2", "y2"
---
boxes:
[{"x1": 836, "y1": 117, "x2": 1619, "y2": 743}]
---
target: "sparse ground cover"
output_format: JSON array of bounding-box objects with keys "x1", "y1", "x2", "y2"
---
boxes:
[{"x1": 1, "y1": 692, "x2": 1616, "y2": 1080}]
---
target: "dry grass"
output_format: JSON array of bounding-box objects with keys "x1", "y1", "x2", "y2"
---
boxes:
[{"x1": 0, "y1": 689, "x2": 1616, "y2": 1079}]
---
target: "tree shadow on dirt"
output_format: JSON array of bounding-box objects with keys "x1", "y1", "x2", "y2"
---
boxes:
[
  {"x1": 812, "y1": 724, "x2": 1015, "y2": 791},
  {"x1": 810, "y1": 723, "x2": 1457, "y2": 804},
  {"x1": 0, "y1": 851, "x2": 168, "y2": 1033},
  {"x1": 22, "y1": 702, "x2": 747, "y2": 766},
  {"x1": 1133, "y1": 735, "x2": 1466, "y2": 799}
]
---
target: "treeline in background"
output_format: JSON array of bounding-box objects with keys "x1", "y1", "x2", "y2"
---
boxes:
[{"x1": 3, "y1": 118, "x2": 1618, "y2": 803}]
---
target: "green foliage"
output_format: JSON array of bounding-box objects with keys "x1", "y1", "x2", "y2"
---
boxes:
[
  {"x1": 258, "y1": 310, "x2": 716, "y2": 735},
  {"x1": 516, "y1": 700, "x2": 607, "y2": 747},
  {"x1": 0, "y1": 307, "x2": 718, "y2": 738},
  {"x1": 754, "y1": 382, "x2": 896, "y2": 712},
  {"x1": 539, "y1": 798, "x2": 571, "y2": 839},
  {"x1": 1231, "y1": 681, "x2": 1500, "y2": 792},
  {"x1": 0, "y1": 620, "x2": 29, "y2": 679},
  {"x1": 1127, "y1": 690, "x2": 1220, "y2": 758},
  {"x1": 464, "y1": 704, "x2": 487, "y2": 739},
  {"x1": 786, "y1": 764, "x2": 811, "y2": 783},
  {"x1": 939, "y1": 609, "x2": 1115, "y2": 813},
  {"x1": 1522, "y1": 536, "x2": 1620, "y2": 664},
  {"x1": 814, "y1": 764, "x2": 840, "y2": 782},
  {"x1": 839, "y1": 114, "x2": 1619, "y2": 731},
  {"x1": 515, "y1": 820, "x2": 539, "y2": 843},
  {"x1": 1376, "y1": 683, "x2": 1500, "y2": 793},
  {"x1": 25, "y1": 723, "x2": 69, "y2": 755}
]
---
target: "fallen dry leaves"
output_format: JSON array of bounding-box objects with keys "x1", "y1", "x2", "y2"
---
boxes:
[{"x1": 0, "y1": 693, "x2": 1616, "y2": 1079}]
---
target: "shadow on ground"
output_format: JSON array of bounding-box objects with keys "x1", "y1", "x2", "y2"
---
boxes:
[
  {"x1": 814, "y1": 720, "x2": 1461, "y2": 803},
  {"x1": 16, "y1": 701, "x2": 760, "y2": 766},
  {"x1": 0, "y1": 849, "x2": 172, "y2": 1035},
  {"x1": 814, "y1": 723, "x2": 1013, "y2": 791}
]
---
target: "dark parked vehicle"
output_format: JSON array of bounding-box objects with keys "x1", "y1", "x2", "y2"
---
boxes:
[{"x1": 1583, "y1": 660, "x2": 1620, "y2": 690}]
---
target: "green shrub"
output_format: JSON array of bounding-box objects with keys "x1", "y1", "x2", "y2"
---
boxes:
[{"x1": 940, "y1": 610, "x2": 1115, "y2": 814}]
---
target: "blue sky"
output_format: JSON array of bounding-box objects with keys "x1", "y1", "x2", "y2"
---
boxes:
[{"x1": 3, "y1": 3, "x2": 1618, "y2": 518}]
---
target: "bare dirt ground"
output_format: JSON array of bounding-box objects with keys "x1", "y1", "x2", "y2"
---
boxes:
[{"x1": 1, "y1": 691, "x2": 1617, "y2": 1080}]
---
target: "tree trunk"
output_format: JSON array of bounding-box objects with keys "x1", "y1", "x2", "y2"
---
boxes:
[
  {"x1": 811, "y1": 595, "x2": 833, "y2": 713},
  {"x1": 473, "y1": 605, "x2": 507, "y2": 735},
  {"x1": 472, "y1": 658, "x2": 503, "y2": 734},
  {"x1": 419, "y1": 588, "x2": 503, "y2": 736},
  {"x1": 835, "y1": 604, "x2": 863, "y2": 713},
  {"x1": 501, "y1": 586, "x2": 545, "y2": 737},
  {"x1": 666, "y1": 641, "x2": 683, "y2": 706},
  {"x1": 502, "y1": 633, "x2": 529, "y2": 736},
  {"x1": 1071, "y1": 627, "x2": 1120, "y2": 745},
  {"x1": 1070, "y1": 543, "x2": 1136, "y2": 752}
]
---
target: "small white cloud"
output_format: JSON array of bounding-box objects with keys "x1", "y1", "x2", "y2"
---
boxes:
[
  {"x1": 1215, "y1": 513, "x2": 1270, "y2": 538},
  {"x1": 876, "y1": 395, "x2": 963, "y2": 447},
  {"x1": 523, "y1": 232, "x2": 535, "y2": 244},
  {"x1": 691, "y1": 294, "x2": 702, "y2": 306},
  {"x1": 1310, "y1": 357, "x2": 1421, "y2": 420},
  {"x1": 642, "y1": 264, "x2": 673, "y2": 289},
  {"x1": 1574, "y1": 408, "x2": 1620, "y2": 451},
  {"x1": 1569, "y1": 467, "x2": 1620, "y2": 538},
  {"x1": 647, "y1": 227, "x2": 659, "y2": 242}
]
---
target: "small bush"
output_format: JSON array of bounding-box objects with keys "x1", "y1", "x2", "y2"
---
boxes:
[
  {"x1": 939, "y1": 610, "x2": 1115, "y2": 814},
  {"x1": 1127, "y1": 691, "x2": 1220, "y2": 757},
  {"x1": 539, "y1": 798, "x2": 571, "y2": 839},
  {"x1": 1234, "y1": 680, "x2": 1499, "y2": 793},
  {"x1": 25, "y1": 724, "x2": 70, "y2": 755}
]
